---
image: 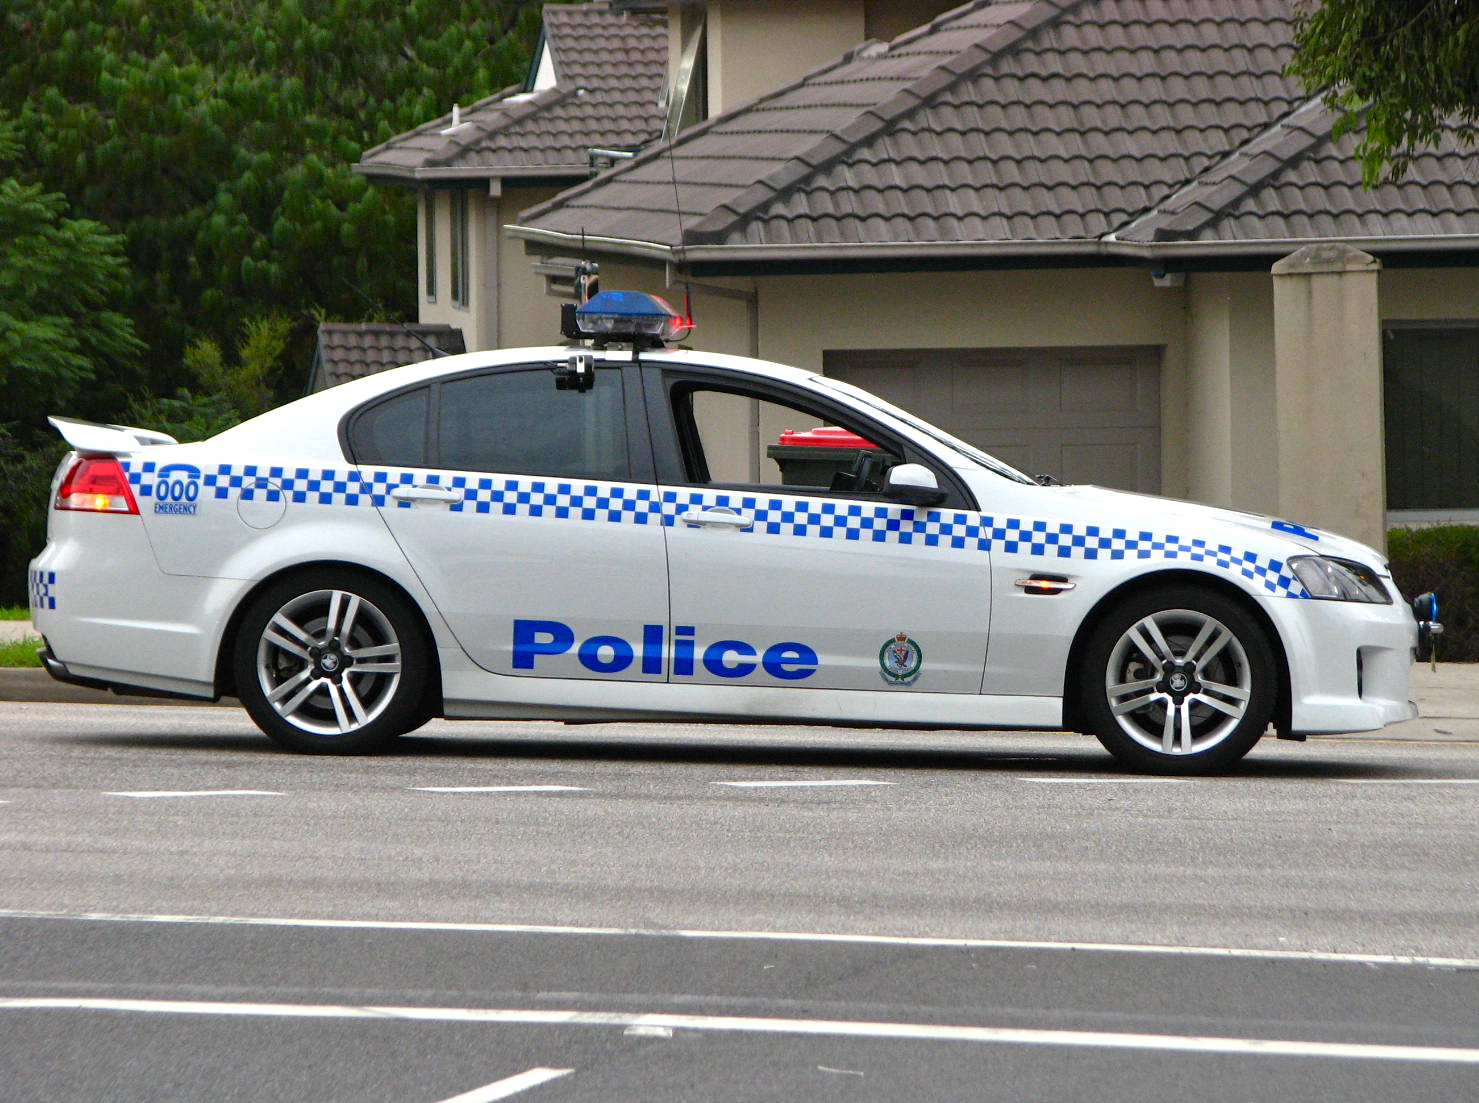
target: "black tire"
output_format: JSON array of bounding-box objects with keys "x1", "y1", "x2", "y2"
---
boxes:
[
  {"x1": 1080, "y1": 586, "x2": 1276, "y2": 775},
  {"x1": 233, "y1": 572, "x2": 431, "y2": 753}
]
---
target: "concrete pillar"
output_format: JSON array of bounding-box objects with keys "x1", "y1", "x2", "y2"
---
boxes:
[{"x1": 1271, "y1": 244, "x2": 1385, "y2": 550}]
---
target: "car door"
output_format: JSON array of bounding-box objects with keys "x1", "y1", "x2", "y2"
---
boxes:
[
  {"x1": 648, "y1": 365, "x2": 992, "y2": 693},
  {"x1": 349, "y1": 361, "x2": 669, "y2": 681}
]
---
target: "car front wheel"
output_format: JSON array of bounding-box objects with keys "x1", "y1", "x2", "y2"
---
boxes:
[
  {"x1": 233, "y1": 573, "x2": 430, "y2": 753},
  {"x1": 1081, "y1": 587, "x2": 1276, "y2": 774}
]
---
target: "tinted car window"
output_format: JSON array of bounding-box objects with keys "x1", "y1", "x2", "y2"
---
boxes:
[
  {"x1": 439, "y1": 368, "x2": 629, "y2": 480},
  {"x1": 350, "y1": 387, "x2": 428, "y2": 467}
]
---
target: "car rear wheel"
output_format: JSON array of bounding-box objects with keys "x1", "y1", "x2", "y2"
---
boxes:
[
  {"x1": 1081, "y1": 587, "x2": 1275, "y2": 775},
  {"x1": 234, "y1": 573, "x2": 430, "y2": 753}
]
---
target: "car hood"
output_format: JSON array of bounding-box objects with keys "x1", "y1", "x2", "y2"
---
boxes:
[{"x1": 1046, "y1": 484, "x2": 1387, "y2": 570}]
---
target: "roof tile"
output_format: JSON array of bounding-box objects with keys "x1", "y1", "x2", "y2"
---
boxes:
[
  {"x1": 514, "y1": 0, "x2": 1479, "y2": 259},
  {"x1": 359, "y1": 3, "x2": 664, "y2": 179}
]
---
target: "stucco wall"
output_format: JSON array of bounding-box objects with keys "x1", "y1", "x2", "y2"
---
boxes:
[
  {"x1": 752, "y1": 269, "x2": 1193, "y2": 497},
  {"x1": 706, "y1": 0, "x2": 863, "y2": 114},
  {"x1": 496, "y1": 184, "x2": 569, "y2": 350}
]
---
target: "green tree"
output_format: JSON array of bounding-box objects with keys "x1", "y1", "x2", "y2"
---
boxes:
[
  {"x1": 0, "y1": 163, "x2": 143, "y2": 604},
  {"x1": 1290, "y1": 0, "x2": 1479, "y2": 184},
  {"x1": 0, "y1": 177, "x2": 143, "y2": 430},
  {"x1": 1, "y1": 1, "x2": 541, "y2": 390}
]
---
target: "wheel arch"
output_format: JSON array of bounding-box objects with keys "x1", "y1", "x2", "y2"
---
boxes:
[
  {"x1": 213, "y1": 560, "x2": 443, "y2": 717},
  {"x1": 1060, "y1": 568, "x2": 1292, "y2": 737}
]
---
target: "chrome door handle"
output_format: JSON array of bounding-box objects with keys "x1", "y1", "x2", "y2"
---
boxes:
[
  {"x1": 680, "y1": 506, "x2": 753, "y2": 530},
  {"x1": 389, "y1": 484, "x2": 464, "y2": 505}
]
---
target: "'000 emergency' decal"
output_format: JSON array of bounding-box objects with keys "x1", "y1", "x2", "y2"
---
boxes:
[{"x1": 120, "y1": 461, "x2": 1306, "y2": 598}]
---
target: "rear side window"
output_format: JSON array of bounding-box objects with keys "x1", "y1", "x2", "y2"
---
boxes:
[
  {"x1": 439, "y1": 368, "x2": 629, "y2": 480},
  {"x1": 347, "y1": 367, "x2": 631, "y2": 481},
  {"x1": 350, "y1": 387, "x2": 428, "y2": 467}
]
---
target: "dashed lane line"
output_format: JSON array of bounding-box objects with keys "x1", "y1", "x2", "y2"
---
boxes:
[
  {"x1": 106, "y1": 790, "x2": 285, "y2": 798},
  {"x1": 411, "y1": 786, "x2": 590, "y2": 793},
  {"x1": 713, "y1": 779, "x2": 895, "y2": 788},
  {"x1": 435, "y1": 1068, "x2": 573, "y2": 1103}
]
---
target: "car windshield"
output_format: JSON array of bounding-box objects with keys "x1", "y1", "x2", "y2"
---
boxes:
[{"x1": 813, "y1": 376, "x2": 1037, "y2": 485}]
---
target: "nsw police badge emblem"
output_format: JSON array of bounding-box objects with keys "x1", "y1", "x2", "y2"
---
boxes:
[{"x1": 879, "y1": 632, "x2": 923, "y2": 686}]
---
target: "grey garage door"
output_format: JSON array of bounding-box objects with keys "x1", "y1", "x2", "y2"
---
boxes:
[{"x1": 824, "y1": 346, "x2": 1162, "y2": 494}]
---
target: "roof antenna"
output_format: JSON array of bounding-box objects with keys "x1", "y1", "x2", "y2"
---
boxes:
[
  {"x1": 336, "y1": 275, "x2": 450, "y2": 360},
  {"x1": 665, "y1": 127, "x2": 695, "y2": 338}
]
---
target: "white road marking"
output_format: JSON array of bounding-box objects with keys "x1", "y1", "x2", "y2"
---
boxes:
[
  {"x1": 411, "y1": 786, "x2": 589, "y2": 793},
  {"x1": 434, "y1": 1067, "x2": 573, "y2": 1103},
  {"x1": 3, "y1": 998, "x2": 1477, "y2": 1065},
  {"x1": 106, "y1": 790, "x2": 284, "y2": 798},
  {"x1": 2, "y1": 909, "x2": 1476, "y2": 970},
  {"x1": 1021, "y1": 778, "x2": 1190, "y2": 784},
  {"x1": 713, "y1": 780, "x2": 894, "y2": 788}
]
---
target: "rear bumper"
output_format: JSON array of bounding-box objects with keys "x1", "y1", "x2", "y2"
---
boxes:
[{"x1": 39, "y1": 646, "x2": 218, "y2": 702}]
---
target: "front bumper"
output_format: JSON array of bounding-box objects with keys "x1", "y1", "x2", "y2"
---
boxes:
[{"x1": 1268, "y1": 595, "x2": 1419, "y2": 735}]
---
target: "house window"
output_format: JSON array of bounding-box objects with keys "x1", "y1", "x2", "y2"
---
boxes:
[
  {"x1": 663, "y1": 5, "x2": 707, "y2": 139},
  {"x1": 1384, "y1": 325, "x2": 1479, "y2": 519},
  {"x1": 450, "y1": 190, "x2": 470, "y2": 308},
  {"x1": 423, "y1": 192, "x2": 436, "y2": 302}
]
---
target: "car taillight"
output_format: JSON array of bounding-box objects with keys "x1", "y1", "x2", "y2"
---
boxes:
[{"x1": 55, "y1": 455, "x2": 139, "y2": 514}]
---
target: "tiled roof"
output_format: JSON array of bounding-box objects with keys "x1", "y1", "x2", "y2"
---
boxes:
[
  {"x1": 512, "y1": 0, "x2": 1479, "y2": 264},
  {"x1": 358, "y1": 2, "x2": 665, "y2": 181},
  {"x1": 313, "y1": 323, "x2": 466, "y2": 389}
]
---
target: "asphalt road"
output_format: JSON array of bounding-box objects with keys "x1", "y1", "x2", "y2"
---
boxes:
[{"x1": 3, "y1": 702, "x2": 1478, "y2": 1101}]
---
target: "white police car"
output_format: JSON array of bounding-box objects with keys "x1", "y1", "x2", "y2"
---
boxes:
[{"x1": 29, "y1": 292, "x2": 1424, "y2": 773}]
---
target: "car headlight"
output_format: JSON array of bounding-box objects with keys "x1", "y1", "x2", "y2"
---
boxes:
[{"x1": 1288, "y1": 555, "x2": 1392, "y2": 603}]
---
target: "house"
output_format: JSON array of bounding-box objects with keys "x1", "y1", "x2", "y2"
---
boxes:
[
  {"x1": 355, "y1": 2, "x2": 666, "y2": 353},
  {"x1": 362, "y1": 0, "x2": 1479, "y2": 551}
]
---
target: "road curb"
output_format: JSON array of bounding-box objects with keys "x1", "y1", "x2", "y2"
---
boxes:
[{"x1": 0, "y1": 668, "x2": 227, "y2": 707}]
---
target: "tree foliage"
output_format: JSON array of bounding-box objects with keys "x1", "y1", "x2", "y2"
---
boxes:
[
  {"x1": 0, "y1": 174, "x2": 143, "y2": 431},
  {"x1": 1, "y1": 0, "x2": 541, "y2": 391},
  {"x1": 0, "y1": 1, "x2": 542, "y2": 603},
  {"x1": 1290, "y1": 0, "x2": 1479, "y2": 184}
]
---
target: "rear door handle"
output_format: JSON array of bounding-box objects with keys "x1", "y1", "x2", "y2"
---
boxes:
[
  {"x1": 389, "y1": 484, "x2": 464, "y2": 505},
  {"x1": 680, "y1": 506, "x2": 753, "y2": 530}
]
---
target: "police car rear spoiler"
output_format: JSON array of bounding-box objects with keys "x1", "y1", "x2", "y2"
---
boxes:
[{"x1": 49, "y1": 416, "x2": 179, "y2": 453}]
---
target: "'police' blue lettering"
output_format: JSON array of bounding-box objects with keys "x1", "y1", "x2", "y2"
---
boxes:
[
  {"x1": 510, "y1": 619, "x2": 816, "y2": 681},
  {"x1": 762, "y1": 642, "x2": 819, "y2": 680},
  {"x1": 703, "y1": 640, "x2": 756, "y2": 678},
  {"x1": 512, "y1": 619, "x2": 575, "y2": 669},
  {"x1": 578, "y1": 634, "x2": 634, "y2": 674}
]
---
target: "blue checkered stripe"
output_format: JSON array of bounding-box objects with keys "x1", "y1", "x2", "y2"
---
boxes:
[
  {"x1": 29, "y1": 568, "x2": 56, "y2": 611},
  {"x1": 979, "y1": 518, "x2": 1302, "y2": 596},
  {"x1": 362, "y1": 470, "x2": 665, "y2": 521},
  {"x1": 661, "y1": 492, "x2": 1303, "y2": 597},
  {"x1": 120, "y1": 462, "x2": 1304, "y2": 597},
  {"x1": 120, "y1": 461, "x2": 373, "y2": 505},
  {"x1": 203, "y1": 465, "x2": 377, "y2": 505},
  {"x1": 663, "y1": 490, "x2": 989, "y2": 548}
]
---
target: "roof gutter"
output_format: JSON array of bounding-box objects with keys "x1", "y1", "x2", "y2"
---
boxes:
[
  {"x1": 356, "y1": 164, "x2": 592, "y2": 184},
  {"x1": 507, "y1": 223, "x2": 1479, "y2": 268}
]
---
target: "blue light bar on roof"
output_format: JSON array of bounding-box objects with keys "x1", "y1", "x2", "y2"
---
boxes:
[{"x1": 574, "y1": 290, "x2": 690, "y2": 342}]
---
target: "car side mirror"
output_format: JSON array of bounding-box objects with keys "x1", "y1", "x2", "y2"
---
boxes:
[{"x1": 883, "y1": 463, "x2": 946, "y2": 507}]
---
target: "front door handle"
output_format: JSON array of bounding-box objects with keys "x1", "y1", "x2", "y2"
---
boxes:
[
  {"x1": 680, "y1": 506, "x2": 753, "y2": 530},
  {"x1": 389, "y1": 484, "x2": 464, "y2": 505}
]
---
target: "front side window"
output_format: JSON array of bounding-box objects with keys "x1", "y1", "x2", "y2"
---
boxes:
[{"x1": 670, "y1": 381, "x2": 901, "y2": 495}]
